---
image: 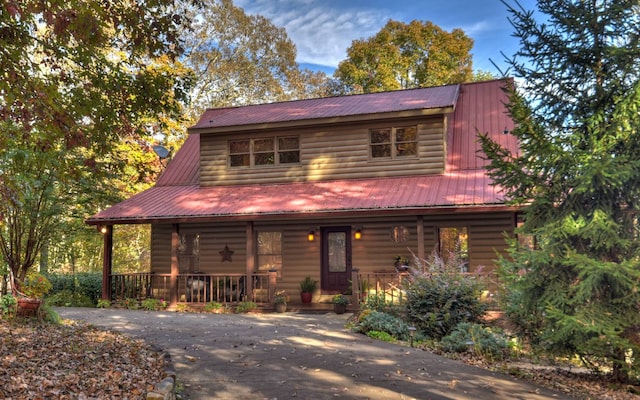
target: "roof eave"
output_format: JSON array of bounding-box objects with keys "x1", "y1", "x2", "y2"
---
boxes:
[
  {"x1": 187, "y1": 106, "x2": 454, "y2": 135},
  {"x1": 86, "y1": 203, "x2": 523, "y2": 226}
]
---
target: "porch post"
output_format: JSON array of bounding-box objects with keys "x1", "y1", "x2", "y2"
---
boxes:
[
  {"x1": 170, "y1": 224, "x2": 179, "y2": 305},
  {"x1": 351, "y1": 268, "x2": 361, "y2": 310},
  {"x1": 417, "y1": 216, "x2": 425, "y2": 261},
  {"x1": 101, "y1": 225, "x2": 113, "y2": 301},
  {"x1": 246, "y1": 221, "x2": 254, "y2": 300}
]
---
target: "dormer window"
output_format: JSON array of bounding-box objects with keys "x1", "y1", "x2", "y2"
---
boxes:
[
  {"x1": 229, "y1": 136, "x2": 300, "y2": 167},
  {"x1": 370, "y1": 126, "x2": 417, "y2": 159}
]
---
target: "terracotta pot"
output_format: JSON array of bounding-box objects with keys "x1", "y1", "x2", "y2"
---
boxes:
[
  {"x1": 300, "y1": 292, "x2": 312, "y2": 304},
  {"x1": 275, "y1": 303, "x2": 287, "y2": 313},
  {"x1": 17, "y1": 298, "x2": 41, "y2": 317},
  {"x1": 333, "y1": 304, "x2": 347, "y2": 314}
]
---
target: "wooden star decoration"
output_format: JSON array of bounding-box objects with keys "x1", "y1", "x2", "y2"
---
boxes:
[{"x1": 219, "y1": 245, "x2": 234, "y2": 262}]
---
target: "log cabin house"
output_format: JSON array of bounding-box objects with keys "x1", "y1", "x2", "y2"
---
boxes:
[{"x1": 87, "y1": 79, "x2": 520, "y2": 308}]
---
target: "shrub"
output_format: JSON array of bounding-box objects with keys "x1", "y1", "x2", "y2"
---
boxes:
[
  {"x1": 440, "y1": 322, "x2": 509, "y2": 361},
  {"x1": 122, "y1": 298, "x2": 139, "y2": 310},
  {"x1": 48, "y1": 273, "x2": 102, "y2": 305},
  {"x1": 204, "y1": 302, "x2": 224, "y2": 312},
  {"x1": 0, "y1": 294, "x2": 17, "y2": 316},
  {"x1": 355, "y1": 311, "x2": 409, "y2": 340},
  {"x1": 367, "y1": 330, "x2": 395, "y2": 342},
  {"x1": 141, "y1": 298, "x2": 161, "y2": 311},
  {"x1": 46, "y1": 290, "x2": 95, "y2": 307},
  {"x1": 405, "y1": 251, "x2": 487, "y2": 340},
  {"x1": 362, "y1": 293, "x2": 392, "y2": 312},
  {"x1": 236, "y1": 301, "x2": 257, "y2": 313},
  {"x1": 96, "y1": 299, "x2": 111, "y2": 308}
]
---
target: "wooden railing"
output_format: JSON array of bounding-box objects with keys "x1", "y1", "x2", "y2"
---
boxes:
[
  {"x1": 352, "y1": 270, "x2": 499, "y2": 307},
  {"x1": 110, "y1": 273, "x2": 271, "y2": 304}
]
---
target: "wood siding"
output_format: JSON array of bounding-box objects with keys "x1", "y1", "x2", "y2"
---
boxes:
[
  {"x1": 200, "y1": 116, "x2": 446, "y2": 186},
  {"x1": 150, "y1": 212, "x2": 515, "y2": 301}
]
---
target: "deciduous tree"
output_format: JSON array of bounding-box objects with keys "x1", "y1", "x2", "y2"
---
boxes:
[
  {"x1": 334, "y1": 20, "x2": 473, "y2": 93},
  {"x1": 0, "y1": 1, "x2": 195, "y2": 293},
  {"x1": 480, "y1": 0, "x2": 640, "y2": 382},
  {"x1": 181, "y1": 0, "x2": 329, "y2": 119}
]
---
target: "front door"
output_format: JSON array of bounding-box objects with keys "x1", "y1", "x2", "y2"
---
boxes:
[{"x1": 321, "y1": 226, "x2": 352, "y2": 293}]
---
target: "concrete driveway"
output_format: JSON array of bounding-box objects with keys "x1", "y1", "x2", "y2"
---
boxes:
[{"x1": 56, "y1": 308, "x2": 572, "y2": 400}]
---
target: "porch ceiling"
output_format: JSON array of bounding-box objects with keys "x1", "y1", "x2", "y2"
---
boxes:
[{"x1": 86, "y1": 171, "x2": 512, "y2": 225}]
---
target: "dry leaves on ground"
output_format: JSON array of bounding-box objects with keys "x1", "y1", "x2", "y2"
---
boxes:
[
  {"x1": 0, "y1": 318, "x2": 165, "y2": 399},
  {"x1": 437, "y1": 350, "x2": 640, "y2": 400}
]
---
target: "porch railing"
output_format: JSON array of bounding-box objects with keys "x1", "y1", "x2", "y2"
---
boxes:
[
  {"x1": 352, "y1": 270, "x2": 499, "y2": 307},
  {"x1": 110, "y1": 273, "x2": 271, "y2": 304}
]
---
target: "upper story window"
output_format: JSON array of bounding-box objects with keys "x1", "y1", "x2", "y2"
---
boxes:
[
  {"x1": 229, "y1": 136, "x2": 300, "y2": 167},
  {"x1": 370, "y1": 126, "x2": 417, "y2": 159}
]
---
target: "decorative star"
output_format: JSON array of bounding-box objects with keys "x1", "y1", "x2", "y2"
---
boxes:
[{"x1": 219, "y1": 245, "x2": 234, "y2": 262}]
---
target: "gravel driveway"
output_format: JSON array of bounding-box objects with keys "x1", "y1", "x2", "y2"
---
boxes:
[{"x1": 56, "y1": 308, "x2": 572, "y2": 400}]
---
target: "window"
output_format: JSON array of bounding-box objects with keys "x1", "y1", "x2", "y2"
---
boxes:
[
  {"x1": 438, "y1": 227, "x2": 468, "y2": 271},
  {"x1": 370, "y1": 126, "x2": 417, "y2": 159},
  {"x1": 229, "y1": 136, "x2": 299, "y2": 167},
  {"x1": 178, "y1": 233, "x2": 200, "y2": 273},
  {"x1": 257, "y1": 232, "x2": 282, "y2": 277}
]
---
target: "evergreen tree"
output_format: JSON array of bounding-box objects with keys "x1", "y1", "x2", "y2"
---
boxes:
[{"x1": 480, "y1": 0, "x2": 640, "y2": 381}]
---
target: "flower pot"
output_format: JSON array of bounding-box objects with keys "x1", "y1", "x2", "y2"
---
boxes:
[
  {"x1": 333, "y1": 303, "x2": 347, "y2": 314},
  {"x1": 17, "y1": 298, "x2": 41, "y2": 317},
  {"x1": 300, "y1": 292, "x2": 312, "y2": 304},
  {"x1": 275, "y1": 303, "x2": 287, "y2": 313}
]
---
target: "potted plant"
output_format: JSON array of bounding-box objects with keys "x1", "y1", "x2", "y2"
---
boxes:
[
  {"x1": 273, "y1": 290, "x2": 288, "y2": 313},
  {"x1": 331, "y1": 294, "x2": 349, "y2": 314},
  {"x1": 393, "y1": 255, "x2": 411, "y2": 272},
  {"x1": 16, "y1": 272, "x2": 52, "y2": 316},
  {"x1": 299, "y1": 277, "x2": 317, "y2": 304}
]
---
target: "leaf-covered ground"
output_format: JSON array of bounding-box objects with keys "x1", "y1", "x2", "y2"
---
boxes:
[{"x1": 1, "y1": 318, "x2": 166, "y2": 399}]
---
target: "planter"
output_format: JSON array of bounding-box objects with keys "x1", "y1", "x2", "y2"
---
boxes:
[
  {"x1": 300, "y1": 292, "x2": 312, "y2": 304},
  {"x1": 17, "y1": 298, "x2": 42, "y2": 317},
  {"x1": 275, "y1": 303, "x2": 287, "y2": 313},
  {"x1": 333, "y1": 303, "x2": 347, "y2": 314}
]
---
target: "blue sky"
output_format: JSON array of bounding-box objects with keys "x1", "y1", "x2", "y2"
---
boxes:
[{"x1": 235, "y1": 0, "x2": 538, "y2": 76}]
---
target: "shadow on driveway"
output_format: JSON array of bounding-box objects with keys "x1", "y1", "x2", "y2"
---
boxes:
[{"x1": 56, "y1": 308, "x2": 572, "y2": 400}]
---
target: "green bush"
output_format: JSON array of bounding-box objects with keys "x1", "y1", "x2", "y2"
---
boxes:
[
  {"x1": 0, "y1": 294, "x2": 17, "y2": 316},
  {"x1": 48, "y1": 273, "x2": 102, "y2": 305},
  {"x1": 46, "y1": 290, "x2": 95, "y2": 307},
  {"x1": 440, "y1": 322, "x2": 509, "y2": 361},
  {"x1": 405, "y1": 251, "x2": 487, "y2": 340},
  {"x1": 362, "y1": 293, "x2": 396, "y2": 313},
  {"x1": 204, "y1": 301, "x2": 224, "y2": 312},
  {"x1": 355, "y1": 311, "x2": 409, "y2": 340},
  {"x1": 366, "y1": 330, "x2": 395, "y2": 342},
  {"x1": 141, "y1": 298, "x2": 161, "y2": 311},
  {"x1": 235, "y1": 301, "x2": 257, "y2": 313}
]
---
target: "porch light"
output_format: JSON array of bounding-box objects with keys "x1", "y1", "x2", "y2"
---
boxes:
[
  {"x1": 98, "y1": 225, "x2": 109, "y2": 234},
  {"x1": 354, "y1": 228, "x2": 362, "y2": 240},
  {"x1": 307, "y1": 229, "x2": 315, "y2": 242}
]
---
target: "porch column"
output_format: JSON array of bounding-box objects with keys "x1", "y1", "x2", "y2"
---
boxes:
[
  {"x1": 170, "y1": 224, "x2": 179, "y2": 305},
  {"x1": 101, "y1": 225, "x2": 113, "y2": 301},
  {"x1": 245, "y1": 221, "x2": 254, "y2": 300},
  {"x1": 417, "y1": 216, "x2": 425, "y2": 261}
]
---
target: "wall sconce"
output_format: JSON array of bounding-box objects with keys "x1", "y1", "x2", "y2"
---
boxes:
[
  {"x1": 307, "y1": 229, "x2": 316, "y2": 242},
  {"x1": 354, "y1": 228, "x2": 362, "y2": 240},
  {"x1": 97, "y1": 225, "x2": 109, "y2": 234}
]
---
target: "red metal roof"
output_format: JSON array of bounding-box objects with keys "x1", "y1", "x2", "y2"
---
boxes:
[
  {"x1": 88, "y1": 79, "x2": 518, "y2": 224},
  {"x1": 88, "y1": 172, "x2": 507, "y2": 224},
  {"x1": 191, "y1": 85, "x2": 459, "y2": 130}
]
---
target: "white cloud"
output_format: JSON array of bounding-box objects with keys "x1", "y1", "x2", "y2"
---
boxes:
[{"x1": 235, "y1": 0, "x2": 390, "y2": 68}]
